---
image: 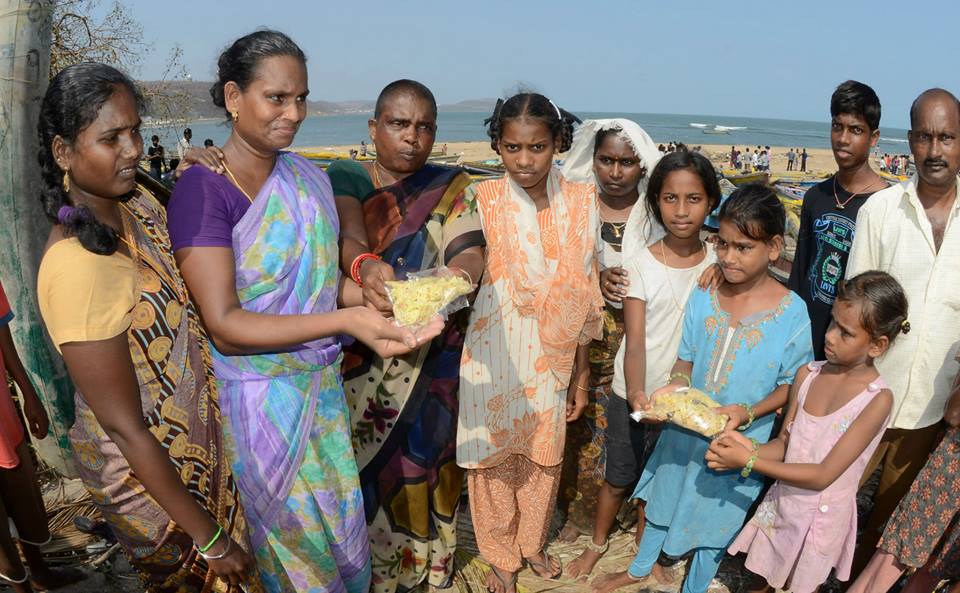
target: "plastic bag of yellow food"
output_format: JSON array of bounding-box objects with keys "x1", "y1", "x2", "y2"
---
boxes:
[
  {"x1": 385, "y1": 267, "x2": 473, "y2": 328},
  {"x1": 630, "y1": 386, "x2": 729, "y2": 438}
]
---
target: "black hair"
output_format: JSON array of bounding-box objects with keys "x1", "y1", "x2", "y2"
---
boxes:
[
  {"x1": 37, "y1": 62, "x2": 143, "y2": 255},
  {"x1": 909, "y1": 87, "x2": 960, "y2": 128},
  {"x1": 644, "y1": 151, "x2": 722, "y2": 227},
  {"x1": 374, "y1": 79, "x2": 437, "y2": 120},
  {"x1": 183, "y1": 127, "x2": 192, "y2": 135},
  {"x1": 836, "y1": 271, "x2": 910, "y2": 343},
  {"x1": 593, "y1": 127, "x2": 621, "y2": 155},
  {"x1": 485, "y1": 93, "x2": 580, "y2": 153},
  {"x1": 830, "y1": 80, "x2": 881, "y2": 132},
  {"x1": 718, "y1": 183, "x2": 784, "y2": 242},
  {"x1": 151, "y1": 134, "x2": 159, "y2": 142},
  {"x1": 210, "y1": 29, "x2": 306, "y2": 121}
]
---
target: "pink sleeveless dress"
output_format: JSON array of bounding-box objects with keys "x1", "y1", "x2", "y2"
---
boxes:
[{"x1": 728, "y1": 361, "x2": 890, "y2": 593}]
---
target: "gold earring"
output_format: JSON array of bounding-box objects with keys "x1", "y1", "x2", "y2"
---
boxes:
[
  {"x1": 231, "y1": 111, "x2": 239, "y2": 122},
  {"x1": 62, "y1": 170, "x2": 70, "y2": 193}
]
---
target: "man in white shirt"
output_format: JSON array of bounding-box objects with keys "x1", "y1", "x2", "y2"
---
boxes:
[
  {"x1": 177, "y1": 127, "x2": 193, "y2": 160},
  {"x1": 846, "y1": 88, "x2": 960, "y2": 572}
]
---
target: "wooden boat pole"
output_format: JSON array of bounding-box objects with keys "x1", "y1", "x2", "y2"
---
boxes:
[{"x1": 0, "y1": 0, "x2": 76, "y2": 476}]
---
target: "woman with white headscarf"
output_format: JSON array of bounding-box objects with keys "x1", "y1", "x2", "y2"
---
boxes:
[{"x1": 555, "y1": 120, "x2": 663, "y2": 573}]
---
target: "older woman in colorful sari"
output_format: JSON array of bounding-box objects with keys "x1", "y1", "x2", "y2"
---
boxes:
[
  {"x1": 166, "y1": 34, "x2": 441, "y2": 593},
  {"x1": 328, "y1": 80, "x2": 485, "y2": 593}
]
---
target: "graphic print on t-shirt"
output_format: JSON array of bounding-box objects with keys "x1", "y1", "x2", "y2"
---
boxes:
[{"x1": 808, "y1": 211, "x2": 857, "y2": 305}]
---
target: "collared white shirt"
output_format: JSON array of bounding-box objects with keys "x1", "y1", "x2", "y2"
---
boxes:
[
  {"x1": 847, "y1": 175, "x2": 960, "y2": 430},
  {"x1": 177, "y1": 137, "x2": 192, "y2": 160}
]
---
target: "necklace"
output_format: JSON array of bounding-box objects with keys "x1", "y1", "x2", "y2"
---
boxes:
[
  {"x1": 832, "y1": 175, "x2": 876, "y2": 210},
  {"x1": 659, "y1": 239, "x2": 704, "y2": 312},
  {"x1": 222, "y1": 163, "x2": 254, "y2": 203},
  {"x1": 607, "y1": 221, "x2": 627, "y2": 238},
  {"x1": 118, "y1": 203, "x2": 187, "y2": 303},
  {"x1": 372, "y1": 160, "x2": 395, "y2": 189}
]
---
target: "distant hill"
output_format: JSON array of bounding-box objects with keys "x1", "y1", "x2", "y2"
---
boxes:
[
  {"x1": 138, "y1": 80, "x2": 492, "y2": 121},
  {"x1": 439, "y1": 99, "x2": 496, "y2": 112}
]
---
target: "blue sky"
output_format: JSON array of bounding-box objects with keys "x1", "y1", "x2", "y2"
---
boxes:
[{"x1": 125, "y1": 0, "x2": 956, "y2": 129}]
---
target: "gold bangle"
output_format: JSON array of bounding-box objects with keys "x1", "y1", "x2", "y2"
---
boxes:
[
  {"x1": 669, "y1": 371, "x2": 692, "y2": 387},
  {"x1": 575, "y1": 383, "x2": 591, "y2": 392}
]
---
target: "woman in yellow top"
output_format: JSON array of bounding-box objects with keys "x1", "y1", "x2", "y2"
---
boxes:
[{"x1": 35, "y1": 63, "x2": 257, "y2": 592}]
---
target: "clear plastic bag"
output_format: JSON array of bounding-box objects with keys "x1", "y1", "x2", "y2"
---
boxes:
[
  {"x1": 384, "y1": 266, "x2": 473, "y2": 328},
  {"x1": 631, "y1": 386, "x2": 729, "y2": 438}
]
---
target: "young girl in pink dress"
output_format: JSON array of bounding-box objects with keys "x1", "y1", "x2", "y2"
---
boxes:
[{"x1": 706, "y1": 270, "x2": 909, "y2": 593}]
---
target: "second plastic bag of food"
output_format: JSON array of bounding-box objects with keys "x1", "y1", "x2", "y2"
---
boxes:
[
  {"x1": 631, "y1": 386, "x2": 729, "y2": 438},
  {"x1": 384, "y1": 266, "x2": 473, "y2": 329}
]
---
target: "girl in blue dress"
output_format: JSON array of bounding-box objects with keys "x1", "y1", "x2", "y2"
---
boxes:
[{"x1": 591, "y1": 184, "x2": 813, "y2": 593}]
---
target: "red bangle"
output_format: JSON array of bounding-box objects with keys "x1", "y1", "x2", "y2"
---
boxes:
[{"x1": 350, "y1": 253, "x2": 381, "y2": 286}]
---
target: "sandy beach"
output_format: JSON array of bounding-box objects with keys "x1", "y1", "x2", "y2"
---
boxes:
[{"x1": 293, "y1": 141, "x2": 841, "y2": 177}]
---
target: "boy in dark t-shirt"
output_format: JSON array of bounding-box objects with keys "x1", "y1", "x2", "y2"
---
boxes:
[{"x1": 788, "y1": 80, "x2": 889, "y2": 358}]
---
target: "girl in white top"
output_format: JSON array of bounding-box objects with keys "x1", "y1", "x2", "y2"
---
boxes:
[{"x1": 615, "y1": 151, "x2": 722, "y2": 405}]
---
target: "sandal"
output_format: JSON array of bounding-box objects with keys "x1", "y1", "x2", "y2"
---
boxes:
[
  {"x1": 525, "y1": 550, "x2": 562, "y2": 579},
  {"x1": 487, "y1": 565, "x2": 517, "y2": 593}
]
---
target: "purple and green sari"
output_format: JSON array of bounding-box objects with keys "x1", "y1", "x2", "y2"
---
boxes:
[{"x1": 212, "y1": 153, "x2": 370, "y2": 593}]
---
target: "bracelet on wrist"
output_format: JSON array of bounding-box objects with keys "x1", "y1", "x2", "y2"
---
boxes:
[
  {"x1": 197, "y1": 525, "x2": 223, "y2": 554},
  {"x1": 741, "y1": 453, "x2": 758, "y2": 479},
  {"x1": 748, "y1": 437, "x2": 760, "y2": 452},
  {"x1": 669, "y1": 372, "x2": 692, "y2": 387},
  {"x1": 199, "y1": 534, "x2": 232, "y2": 560},
  {"x1": 575, "y1": 383, "x2": 591, "y2": 392},
  {"x1": 350, "y1": 253, "x2": 381, "y2": 287},
  {"x1": 735, "y1": 402, "x2": 755, "y2": 431}
]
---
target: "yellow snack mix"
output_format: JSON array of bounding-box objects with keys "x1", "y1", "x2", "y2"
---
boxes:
[
  {"x1": 385, "y1": 274, "x2": 472, "y2": 327},
  {"x1": 649, "y1": 387, "x2": 729, "y2": 437}
]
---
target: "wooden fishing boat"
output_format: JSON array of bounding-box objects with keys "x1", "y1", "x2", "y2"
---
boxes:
[
  {"x1": 722, "y1": 170, "x2": 770, "y2": 186},
  {"x1": 879, "y1": 170, "x2": 908, "y2": 184}
]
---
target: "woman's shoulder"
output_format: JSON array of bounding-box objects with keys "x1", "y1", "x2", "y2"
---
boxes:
[{"x1": 38, "y1": 239, "x2": 135, "y2": 310}]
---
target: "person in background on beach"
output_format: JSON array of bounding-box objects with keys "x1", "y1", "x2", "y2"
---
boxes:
[
  {"x1": 147, "y1": 134, "x2": 165, "y2": 181},
  {"x1": 751, "y1": 149, "x2": 760, "y2": 172},
  {"x1": 330, "y1": 79, "x2": 485, "y2": 593},
  {"x1": 590, "y1": 185, "x2": 813, "y2": 593},
  {"x1": 849, "y1": 359, "x2": 960, "y2": 593},
  {"x1": 36, "y1": 62, "x2": 257, "y2": 592},
  {"x1": 565, "y1": 151, "x2": 720, "y2": 582},
  {"x1": 359, "y1": 139, "x2": 367, "y2": 156},
  {"x1": 442, "y1": 142, "x2": 448, "y2": 155},
  {"x1": 742, "y1": 148, "x2": 752, "y2": 172},
  {"x1": 203, "y1": 138, "x2": 214, "y2": 148},
  {"x1": 658, "y1": 143, "x2": 666, "y2": 155},
  {"x1": 0, "y1": 279, "x2": 84, "y2": 593},
  {"x1": 787, "y1": 148, "x2": 795, "y2": 171},
  {"x1": 800, "y1": 148, "x2": 808, "y2": 172},
  {"x1": 168, "y1": 32, "x2": 442, "y2": 593},
  {"x1": 788, "y1": 80, "x2": 887, "y2": 360},
  {"x1": 845, "y1": 87, "x2": 960, "y2": 576},
  {"x1": 458, "y1": 93, "x2": 603, "y2": 593},
  {"x1": 714, "y1": 271, "x2": 905, "y2": 593},
  {"x1": 729, "y1": 145, "x2": 736, "y2": 168},
  {"x1": 554, "y1": 118, "x2": 663, "y2": 560},
  {"x1": 177, "y1": 126, "x2": 192, "y2": 160}
]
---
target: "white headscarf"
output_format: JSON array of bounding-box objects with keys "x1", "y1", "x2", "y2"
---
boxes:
[{"x1": 561, "y1": 118, "x2": 664, "y2": 264}]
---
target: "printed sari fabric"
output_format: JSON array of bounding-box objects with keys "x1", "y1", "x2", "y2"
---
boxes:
[
  {"x1": 57, "y1": 188, "x2": 256, "y2": 593},
  {"x1": 331, "y1": 160, "x2": 482, "y2": 593},
  {"x1": 212, "y1": 154, "x2": 369, "y2": 593}
]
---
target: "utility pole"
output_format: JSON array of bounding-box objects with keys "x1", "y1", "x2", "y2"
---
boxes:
[{"x1": 0, "y1": 0, "x2": 75, "y2": 476}]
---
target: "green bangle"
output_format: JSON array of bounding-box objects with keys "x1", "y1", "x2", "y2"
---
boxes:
[
  {"x1": 741, "y1": 454, "x2": 758, "y2": 479},
  {"x1": 749, "y1": 437, "x2": 760, "y2": 452},
  {"x1": 670, "y1": 372, "x2": 692, "y2": 387},
  {"x1": 735, "y1": 402, "x2": 755, "y2": 431},
  {"x1": 198, "y1": 526, "x2": 223, "y2": 553}
]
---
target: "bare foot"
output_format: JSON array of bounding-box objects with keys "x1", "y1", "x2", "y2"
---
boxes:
[
  {"x1": 565, "y1": 547, "x2": 604, "y2": 580},
  {"x1": 525, "y1": 550, "x2": 561, "y2": 579},
  {"x1": 652, "y1": 561, "x2": 679, "y2": 585},
  {"x1": 30, "y1": 567, "x2": 85, "y2": 591},
  {"x1": 557, "y1": 522, "x2": 582, "y2": 543},
  {"x1": 484, "y1": 565, "x2": 516, "y2": 593},
  {"x1": 590, "y1": 570, "x2": 648, "y2": 593}
]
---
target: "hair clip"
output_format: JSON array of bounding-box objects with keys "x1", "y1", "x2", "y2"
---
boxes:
[
  {"x1": 57, "y1": 205, "x2": 80, "y2": 225},
  {"x1": 900, "y1": 319, "x2": 911, "y2": 334},
  {"x1": 547, "y1": 98, "x2": 562, "y2": 120}
]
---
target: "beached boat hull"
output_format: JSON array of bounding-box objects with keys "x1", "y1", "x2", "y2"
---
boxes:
[{"x1": 722, "y1": 170, "x2": 770, "y2": 186}]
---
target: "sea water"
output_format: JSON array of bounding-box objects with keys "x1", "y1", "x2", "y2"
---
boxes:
[{"x1": 148, "y1": 112, "x2": 911, "y2": 155}]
